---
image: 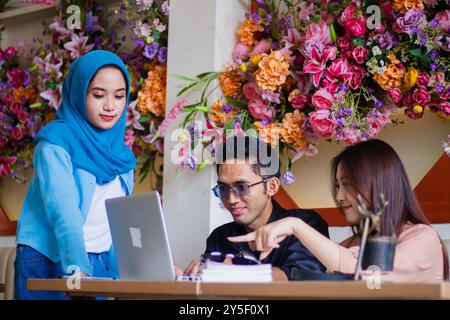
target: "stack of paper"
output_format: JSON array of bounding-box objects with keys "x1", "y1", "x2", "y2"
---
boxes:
[{"x1": 199, "y1": 260, "x2": 273, "y2": 283}]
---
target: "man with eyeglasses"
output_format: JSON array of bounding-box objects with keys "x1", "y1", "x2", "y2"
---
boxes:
[{"x1": 181, "y1": 136, "x2": 329, "y2": 280}]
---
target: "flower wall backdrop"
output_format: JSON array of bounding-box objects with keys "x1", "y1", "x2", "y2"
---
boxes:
[
  {"x1": 174, "y1": 0, "x2": 450, "y2": 182},
  {"x1": 1, "y1": 0, "x2": 170, "y2": 190}
]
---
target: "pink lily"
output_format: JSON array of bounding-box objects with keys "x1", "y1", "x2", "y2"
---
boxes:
[
  {"x1": 324, "y1": 58, "x2": 352, "y2": 82},
  {"x1": 126, "y1": 100, "x2": 145, "y2": 131},
  {"x1": 49, "y1": 18, "x2": 72, "y2": 44},
  {"x1": 292, "y1": 144, "x2": 319, "y2": 162},
  {"x1": 63, "y1": 33, "x2": 95, "y2": 60},
  {"x1": 303, "y1": 46, "x2": 337, "y2": 88},
  {"x1": 40, "y1": 85, "x2": 62, "y2": 110},
  {"x1": 0, "y1": 157, "x2": 17, "y2": 177}
]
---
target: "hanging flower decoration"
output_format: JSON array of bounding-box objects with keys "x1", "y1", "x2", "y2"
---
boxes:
[{"x1": 175, "y1": 0, "x2": 450, "y2": 182}]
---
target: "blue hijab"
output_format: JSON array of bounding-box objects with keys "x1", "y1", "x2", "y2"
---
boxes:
[{"x1": 35, "y1": 50, "x2": 136, "y2": 185}]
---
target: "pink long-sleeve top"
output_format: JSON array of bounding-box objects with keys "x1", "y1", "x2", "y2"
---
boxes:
[{"x1": 337, "y1": 223, "x2": 445, "y2": 283}]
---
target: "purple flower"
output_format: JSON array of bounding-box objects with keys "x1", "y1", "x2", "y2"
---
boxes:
[
  {"x1": 281, "y1": 171, "x2": 296, "y2": 185},
  {"x1": 221, "y1": 104, "x2": 233, "y2": 113},
  {"x1": 434, "y1": 35, "x2": 450, "y2": 52},
  {"x1": 261, "y1": 118, "x2": 269, "y2": 127},
  {"x1": 144, "y1": 43, "x2": 159, "y2": 60},
  {"x1": 185, "y1": 154, "x2": 198, "y2": 171},
  {"x1": 428, "y1": 50, "x2": 439, "y2": 59},
  {"x1": 135, "y1": 39, "x2": 146, "y2": 47},
  {"x1": 396, "y1": 10, "x2": 426, "y2": 33},
  {"x1": 157, "y1": 47, "x2": 167, "y2": 63},
  {"x1": 431, "y1": 63, "x2": 438, "y2": 71},
  {"x1": 430, "y1": 19, "x2": 439, "y2": 29}
]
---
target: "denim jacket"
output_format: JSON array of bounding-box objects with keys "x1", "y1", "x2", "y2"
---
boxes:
[{"x1": 16, "y1": 141, "x2": 134, "y2": 277}]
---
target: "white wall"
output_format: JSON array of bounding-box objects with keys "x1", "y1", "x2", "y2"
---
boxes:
[{"x1": 163, "y1": 0, "x2": 248, "y2": 269}]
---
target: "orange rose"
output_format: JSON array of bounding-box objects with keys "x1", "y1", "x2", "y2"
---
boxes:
[{"x1": 255, "y1": 51, "x2": 290, "y2": 91}]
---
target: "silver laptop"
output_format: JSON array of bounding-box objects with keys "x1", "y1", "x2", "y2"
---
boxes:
[{"x1": 105, "y1": 191, "x2": 176, "y2": 280}]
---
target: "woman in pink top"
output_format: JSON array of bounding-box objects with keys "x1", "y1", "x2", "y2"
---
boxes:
[{"x1": 230, "y1": 139, "x2": 449, "y2": 282}]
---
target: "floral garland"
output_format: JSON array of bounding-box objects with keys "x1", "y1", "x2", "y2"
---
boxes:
[{"x1": 175, "y1": 0, "x2": 450, "y2": 183}]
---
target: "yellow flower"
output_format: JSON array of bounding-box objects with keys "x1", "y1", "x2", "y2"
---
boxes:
[
  {"x1": 145, "y1": 36, "x2": 154, "y2": 44},
  {"x1": 239, "y1": 63, "x2": 247, "y2": 73},
  {"x1": 137, "y1": 64, "x2": 167, "y2": 117},
  {"x1": 219, "y1": 67, "x2": 242, "y2": 98},
  {"x1": 393, "y1": 0, "x2": 424, "y2": 14},
  {"x1": 250, "y1": 55, "x2": 262, "y2": 65},
  {"x1": 238, "y1": 18, "x2": 264, "y2": 46},
  {"x1": 373, "y1": 63, "x2": 405, "y2": 91},
  {"x1": 413, "y1": 105, "x2": 423, "y2": 114},
  {"x1": 255, "y1": 51, "x2": 290, "y2": 91},
  {"x1": 403, "y1": 67, "x2": 419, "y2": 89},
  {"x1": 208, "y1": 100, "x2": 238, "y2": 127},
  {"x1": 279, "y1": 110, "x2": 307, "y2": 150}
]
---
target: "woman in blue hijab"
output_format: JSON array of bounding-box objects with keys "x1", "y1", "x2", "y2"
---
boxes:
[{"x1": 15, "y1": 50, "x2": 136, "y2": 300}]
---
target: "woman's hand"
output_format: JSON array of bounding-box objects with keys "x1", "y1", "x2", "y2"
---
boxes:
[{"x1": 227, "y1": 217, "x2": 297, "y2": 259}]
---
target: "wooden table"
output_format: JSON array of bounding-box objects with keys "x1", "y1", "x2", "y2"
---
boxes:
[{"x1": 27, "y1": 279, "x2": 450, "y2": 300}]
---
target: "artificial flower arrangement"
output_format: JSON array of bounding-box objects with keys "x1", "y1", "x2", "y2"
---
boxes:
[
  {"x1": 174, "y1": 0, "x2": 450, "y2": 182},
  {"x1": 0, "y1": 45, "x2": 51, "y2": 184},
  {"x1": 119, "y1": 0, "x2": 169, "y2": 186},
  {"x1": 21, "y1": 0, "x2": 170, "y2": 189}
]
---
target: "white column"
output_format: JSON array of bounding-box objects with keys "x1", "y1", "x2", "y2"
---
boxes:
[{"x1": 163, "y1": 0, "x2": 248, "y2": 268}]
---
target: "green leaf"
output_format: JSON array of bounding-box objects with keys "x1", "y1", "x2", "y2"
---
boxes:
[
  {"x1": 176, "y1": 81, "x2": 201, "y2": 97},
  {"x1": 330, "y1": 24, "x2": 337, "y2": 43},
  {"x1": 172, "y1": 74, "x2": 196, "y2": 82},
  {"x1": 225, "y1": 97, "x2": 246, "y2": 109},
  {"x1": 196, "y1": 71, "x2": 220, "y2": 80},
  {"x1": 29, "y1": 102, "x2": 42, "y2": 109},
  {"x1": 409, "y1": 48, "x2": 423, "y2": 57},
  {"x1": 352, "y1": 37, "x2": 364, "y2": 47},
  {"x1": 312, "y1": 15, "x2": 322, "y2": 23},
  {"x1": 182, "y1": 110, "x2": 196, "y2": 128},
  {"x1": 139, "y1": 115, "x2": 151, "y2": 123},
  {"x1": 182, "y1": 102, "x2": 202, "y2": 112},
  {"x1": 197, "y1": 161, "x2": 208, "y2": 172},
  {"x1": 137, "y1": 155, "x2": 148, "y2": 164},
  {"x1": 283, "y1": 0, "x2": 293, "y2": 7},
  {"x1": 45, "y1": 81, "x2": 57, "y2": 89},
  {"x1": 195, "y1": 105, "x2": 210, "y2": 112}
]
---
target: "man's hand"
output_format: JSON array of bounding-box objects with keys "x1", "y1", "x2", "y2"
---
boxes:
[
  {"x1": 173, "y1": 264, "x2": 183, "y2": 276},
  {"x1": 183, "y1": 258, "x2": 201, "y2": 276}
]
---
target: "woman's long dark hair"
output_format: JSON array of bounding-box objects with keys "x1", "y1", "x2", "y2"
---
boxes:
[{"x1": 331, "y1": 139, "x2": 448, "y2": 280}]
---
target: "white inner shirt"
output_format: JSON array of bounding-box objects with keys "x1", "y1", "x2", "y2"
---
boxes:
[{"x1": 83, "y1": 176, "x2": 126, "y2": 253}]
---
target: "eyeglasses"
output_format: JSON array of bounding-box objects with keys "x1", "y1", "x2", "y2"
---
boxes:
[
  {"x1": 212, "y1": 177, "x2": 272, "y2": 198},
  {"x1": 201, "y1": 251, "x2": 260, "y2": 265}
]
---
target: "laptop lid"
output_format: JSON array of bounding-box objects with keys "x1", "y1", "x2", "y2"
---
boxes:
[{"x1": 105, "y1": 191, "x2": 176, "y2": 280}]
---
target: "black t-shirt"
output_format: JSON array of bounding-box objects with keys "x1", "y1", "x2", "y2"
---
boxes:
[{"x1": 205, "y1": 200, "x2": 329, "y2": 280}]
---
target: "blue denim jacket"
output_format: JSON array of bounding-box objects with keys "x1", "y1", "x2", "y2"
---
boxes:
[{"x1": 16, "y1": 141, "x2": 134, "y2": 277}]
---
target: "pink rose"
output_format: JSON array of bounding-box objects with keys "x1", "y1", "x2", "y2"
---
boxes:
[
  {"x1": 336, "y1": 35, "x2": 352, "y2": 53},
  {"x1": 405, "y1": 106, "x2": 424, "y2": 120},
  {"x1": 309, "y1": 109, "x2": 337, "y2": 139},
  {"x1": 312, "y1": 89, "x2": 334, "y2": 110},
  {"x1": 349, "y1": 65, "x2": 366, "y2": 79},
  {"x1": 291, "y1": 95, "x2": 309, "y2": 110},
  {"x1": 348, "y1": 75, "x2": 362, "y2": 90},
  {"x1": 338, "y1": 4, "x2": 357, "y2": 26},
  {"x1": 232, "y1": 43, "x2": 251, "y2": 63},
  {"x1": 242, "y1": 82, "x2": 261, "y2": 101},
  {"x1": 387, "y1": 88, "x2": 402, "y2": 104},
  {"x1": 11, "y1": 127, "x2": 24, "y2": 141},
  {"x1": 4, "y1": 47, "x2": 17, "y2": 60},
  {"x1": 351, "y1": 46, "x2": 368, "y2": 64},
  {"x1": 248, "y1": 99, "x2": 275, "y2": 120},
  {"x1": 403, "y1": 94, "x2": 414, "y2": 107},
  {"x1": 9, "y1": 103, "x2": 20, "y2": 114},
  {"x1": 439, "y1": 88, "x2": 450, "y2": 101},
  {"x1": 17, "y1": 109, "x2": 28, "y2": 123},
  {"x1": 345, "y1": 18, "x2": 367, "y2": 37},
  {"x1": 250, "y1": 39, "x2": 272, "y2": 56},
  {"x1": 413, "y1": 87, "x2": 431, "y2": 106},
  {"x1": 417, "y1": 72, "x2": 430, "y2": 87},
  {"x1": 439, "y1": 101, "x2": 450, "y2": 116},
  {"x1": 435, "y1": 10, "x2": 450, "y2": 33}
]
